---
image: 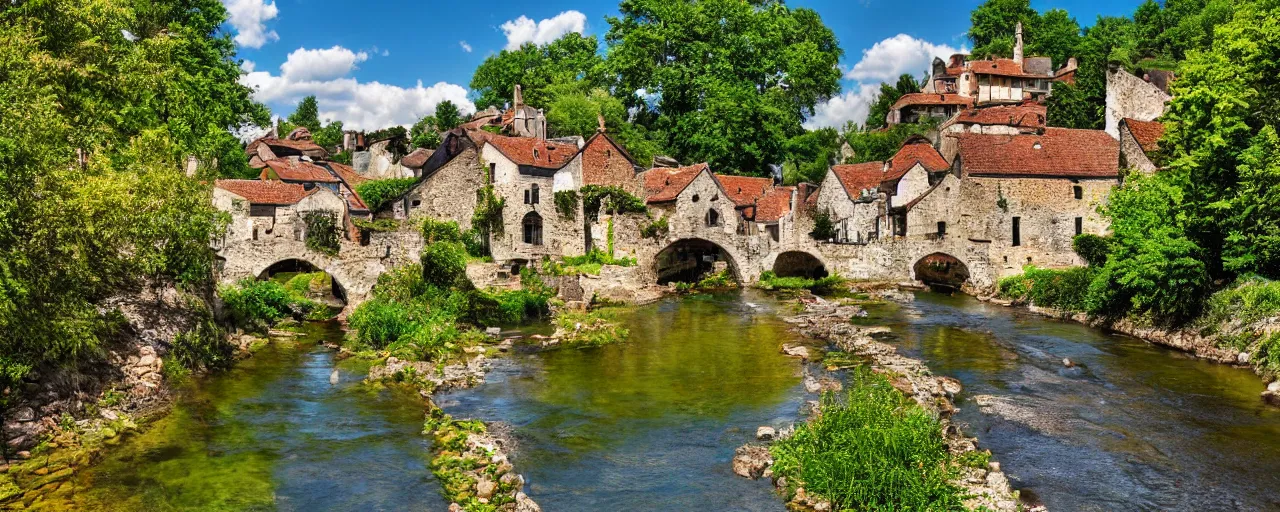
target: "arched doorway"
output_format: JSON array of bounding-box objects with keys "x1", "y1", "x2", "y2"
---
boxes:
[
  {"x1": 772, "y1": 251, "x2": 828, "y2": 279},
  {"x1": 912, "y1": 253, "x2": 970, "y2": 291},
  {"x1": 654, "y1": 238, "x2": 739, "y2": 285},
  {"x1": 522, "y1": 212, "x2": 544, "y2": 246},
  {"x1": 258, "y1": 259, "x2": 347, "y2": 305}
]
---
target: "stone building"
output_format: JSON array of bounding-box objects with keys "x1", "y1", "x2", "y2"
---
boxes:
[
  {"x1": 479, "y1": 132, "x2": 586, "y2": 262},
  {"x1": 938, "y1": 102, "x2": 1047, "y2": 161},
  {"x1": 919, "y1": 22, "x2": 1077, "y2": 110},
  {"x1": 1105, "y1": 66, "x2": 1172, "y2": 140},
  {"x1": 812, "y1": 162, "x2": 884, "y2": 244},
  {"x1": 886, "y1": 93, "x2": 974, "y2": 126},
  {"x1": 213, "y1": 179, "x2": 349, "y2": 244},
  {"x1": 377, "y1": 130, "x2": 488, "y2": 231},
  {"x1": 1118, "y1": 118, "x2": 1164, "y2": 173},
  {"x1": 579, "y1": 124, "x2": 645, "y2": 194}
]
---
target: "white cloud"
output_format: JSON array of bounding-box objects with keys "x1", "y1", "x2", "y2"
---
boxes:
[
  {"x1": 221, "y1": 0, "x2": 279, "y2": 48},
  {"x1": 844, "y1": 34, "x2": 963, "y2": 83},
  {"x1": 500, "y1": 11, "x2": 587, "y2": 50},
  {"x1": 804, "y1": 84, "x2": 881, "y2": 130},
  {"x1": 279, "y1": 46, "x2": 369, "y2": 82},
  {"x1": 241, "y1": 71, "x2": 475, "y2": 132},
  {"x1": 240, "y1": 60, "x2": 255, "y2": 72},
  {"x1": 460, "y1": 41, "x2": 473, "y2": 53}
]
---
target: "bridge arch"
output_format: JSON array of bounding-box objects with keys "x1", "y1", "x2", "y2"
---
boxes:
[
  {"x1": 912, "y1": 252, "x2": 971, "y2": 291},
  {"x1": 653, "y1": 238, "x2": 742, "y2": 285},
  {"x1": 770, "y1": 251, "x2": 829, "y2": 279},
  {"x1": 256, "y1": 258, "x2": 348, "y2": 304}
]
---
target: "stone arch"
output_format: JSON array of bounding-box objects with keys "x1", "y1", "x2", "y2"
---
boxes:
[
  {"x1": 771, "y1": 251, "x2": 829, "y2": 279},
  {"x1": 911, "y1": 252, "x2": 971, "y2": 291},
  {"x1": 255, "y1": 258, "x2": 348, "y2": 304},
  {"x1": 653, "y1": 238, "x2": 742, "y2": 285},
  {"x1": 522, "y1": 211, "x2": 544, "y2": 246}
]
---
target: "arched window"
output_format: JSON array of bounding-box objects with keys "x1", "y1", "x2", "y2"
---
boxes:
[
  {"x1": 706, "y1": 208, "x2": 720, "y2": 227},
  {"x1": 523, "y1": 212, "x2": 543, "y2": 245}
]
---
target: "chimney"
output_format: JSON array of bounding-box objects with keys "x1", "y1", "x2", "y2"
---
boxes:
[{"x1": 1014, "y1": 22, "x2": 1024, "y2": 65}]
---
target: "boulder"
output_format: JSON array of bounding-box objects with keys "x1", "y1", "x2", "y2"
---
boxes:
[
  {"x1": 475, "y1": 478, "x2": 497, "y2": 500},
  {"x1": 938, "y1": 377, "x2": 963, "y2": 396},
  {"x1": 755, "y1": 426, "x2": 776, "y2": 441},
  {"x1": 1268, "y1": 381, "x2": 1280, "y2": 394},
  {"x1": 732, "y1": 444, "x2": 773, "y2": 479},
  {"x1": 1238, "y1": 352, "x2": 1251, "y2": 364},
  {"x1": 781, "y1": 343, "x2": 812, "y2": 359},
  {"x1": 514, "y1": 492, "x2": 541, "y2": 512},
  {"x1": 10, "y1": 407, "x2": 34, "y2": 423}
]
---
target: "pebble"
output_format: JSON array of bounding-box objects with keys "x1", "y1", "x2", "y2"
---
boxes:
[
  {"x1": 1238, "y1": 352, "x2": 1251, "y2": 364},
  {"x1": 756, "y1": 426, "x2": 776, "y2": 441},
  {"x1": 1268, "y1": 381, "x2": 1280, "y2": 393}
]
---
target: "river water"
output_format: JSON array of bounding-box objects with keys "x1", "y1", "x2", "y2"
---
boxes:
[{"x1": 43, "y1": 291, "x2": 1280, "y2": 511}]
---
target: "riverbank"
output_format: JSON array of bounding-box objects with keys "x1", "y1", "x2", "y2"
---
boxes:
[{"x1": 733, "y1": 289, "x2": 1023, "y2": 511}]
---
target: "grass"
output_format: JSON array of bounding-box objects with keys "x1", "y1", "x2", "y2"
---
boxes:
[
  {"x1": 1198, "y1": 276, "x2": 1280, "y2": 373},
  {"x1": 769, "y1": 369, "x2": 966, "y2": 511},
  {"x1": 553, "y1": 309, "x2": 630, "y2": 348},
  {"x1": 545, "y1": 249, "x2": 637, "y2": 276},
  {"x1": 218, "y1": 278, "x2": 333, "y2": 331},
  {"x1": 996, "y1": 265, "x2": 1094, "y2": 313},
  {"x1": 756, "y1": 271, "x2": 846, "y2": 293}
]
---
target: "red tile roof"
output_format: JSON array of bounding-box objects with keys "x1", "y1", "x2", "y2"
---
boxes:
[
  {"x1": 831, "y1": 162, "x2": 885, "y2": 200},
  {"x1": 953, "y1": 103, "x2": 1046, "y2": 128},
  {"x1": 581, "y1": 132, "x2": 639, "y2": 187},
  {"x1": 891, "y1": 93, "x2": 975, "y2": 111},
  {"x1": 755, "y1": 186, "x2": 794, "y2": 222},
  {"x1": 714, "y1": 174, "x2": 772, "y2": 207},
  {"x1": 968, "y1": 58, "x2": 1036, "y2": 78},
  {"x1": 643, "y1": 163, "x2": 708, "y2": 203},
  {"x1": 215, "y1": 179, "x2": 312, "y2": 205},
  {"x1": 400, "y1": 148, "x2": 433, "y2": 169},
  {"x1": 484, "y1": 134, "x2": 579, "y2": 169},
  {"x1": 884, "y1": 138, "x2": 949, "y2": 182},
  {"x1": 246, "y1": 136, "x2": 328, "y2": 158},
  {"x1": 324, "y1": 162, "x2": 369, "y2": 187},
  {"x1": 956, "y1": 128, "x2": 1119, "y2": 178},
  {"x1": 262, "y1": 159, "x2": 341, "y2": 183},
  {"x1": 1123, "y1": 118, "x2": 1164, "y2": 153}
]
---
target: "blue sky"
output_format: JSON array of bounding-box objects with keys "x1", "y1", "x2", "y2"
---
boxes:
[{"x1": 227, "y1": 0, "x2": 1146, "y2": 132}]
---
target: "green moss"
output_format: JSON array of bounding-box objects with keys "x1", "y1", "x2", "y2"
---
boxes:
[
  {"x1": 554, "y1": 309, "x2": 630, "y2": 348},
  {"x1": 756, "y1": 271, "x2": 845, "y2": 293}
]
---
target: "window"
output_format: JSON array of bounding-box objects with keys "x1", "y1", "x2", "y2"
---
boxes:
[
  {"x1": 524, "y1": 185, "x2": 540, "y2": 205},
  {"x1": 522, "y1": 212, "x2": 543, "y2": 245},
  {"x1": 706, "y1": 208, "x2": 720, "y2": 227},
  {"x1": 249, "y1": 204, "x2": 276, "y2": 217},
  {"x1": 488, "y1": 163, "x2": 496, "y2": 182},
  {"x1": 692, "y1": 194, "x2": 700, "y2": 203},
  {"x1": 1073, "y1": 186, "x2": 1083, "y2": 200},
  {"x1": 411, "y1": 199, "x2": 422, "y2": 208},
  {"x1": 1012, "y1": 217, "x2": 1021, "y2": 246},
  {"x1": 1075, "y1": 217, "x2": 1083, "y2": 236},
  {"x1": 767, "y1": 224, "x2": 780, "y2": 242},
  {"x1": 937, "y1": 221, "x2": 947, "y2": 237}
]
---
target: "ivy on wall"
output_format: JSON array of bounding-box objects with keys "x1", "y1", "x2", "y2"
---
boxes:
[
  {"x1": 555, "y1": 190, "x2": 579, "y2": 219},
  {"x1": 304, "y1": 211, "x2": 341, "y2": 256}
]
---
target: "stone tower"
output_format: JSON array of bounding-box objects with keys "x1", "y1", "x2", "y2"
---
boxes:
[{"x1": 1013, "y1": 22, "x2": 1024, "y2": 65}]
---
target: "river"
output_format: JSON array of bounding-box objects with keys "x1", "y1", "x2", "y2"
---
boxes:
[{"x1": 42, "y1": 291, "x2": 1280, "y2": 511}]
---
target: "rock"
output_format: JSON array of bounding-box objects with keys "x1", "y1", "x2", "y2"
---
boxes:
[
  {"x1": 989, "y1": 462, "x2": 1001, "y2": 473},
  {"x1": 99, "y1": 409, "x2": 118, "y2": 421},
  {"x1": 732, "y1": 444, "x2": 773, "y2": 479},
  {"x1": 15, "y1": 451, "x2": 30, "y2": 460},
  {"x1": 448, "y1": 503, "x2": 463, "y2": 512},
  {"x1": 938, "y1": 377, "x2": 963, "y2": 396},
  {"x1": 476, "y1": 478, "x2": 497, "y2": 499},
  {"x1": 1238, "y1": 352, "x2": 1251, "y2": 364},
  {"x1": 756, "y1": 426, "x2": 776, "y2": 441},
  {"x1": 5, "y1": 436, "x2": 27, "y2": 450},
  {"x1": 1268, "y1": 381, "x2": 1280, "y2": 393},
  {"x1": 500, "y1": 472, "x2": 524, "y2": 488},
  {"x1": 139, "y1": 345, "x2": 157, "y2": 357},
  {"x1": 803, "y1": 375, "x2": 822, "y2": 394},
  {"x1": 1062, "y1": 358, "x2": 1075, "y2": 368},
  {"x1": 514, "y1": 492, "x2": 541, "y2": 512},
  {"x1": 11, "y1": 407, "x2": 34, "y2": 422},
  {"x1": 137, "y1": 354, "x2": 157, "y2": 367},
  {"x1": 781, "y1": 343, "x2": 812, "y2": 359},
  {"x1": 1263, "y1": 390, "x2": 1280, "y2": 407},
  {"x1": 775, "y1": 476, "x2": 786, "y2": 488},
  {"x1": 330, "y1": 369, "x2": 340, "y2": 385},
  {"x1": 485, "y1": 327, "x2": 502, "y2": 337}
]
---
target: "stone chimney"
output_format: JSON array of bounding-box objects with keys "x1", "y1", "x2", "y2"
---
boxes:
[{"x1": 1014, "y1": 22, "x2": 1024, "y2": 65}]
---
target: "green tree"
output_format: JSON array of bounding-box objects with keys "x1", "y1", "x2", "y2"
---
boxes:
[
  {"x1": 470, "y1": 33, "x2": 606, "y2": 110},
  {"x1": 841, "y1": 121, "x2": 935, "y2": 164},
  {"x1": 865, "y1": 74, "x2": 922, "y2": 130},
  {"x1": 783, "y1": 128, "x2": 840, "y2": 185},
  {"x1": 545, "y1": 85, "x2": 664, "y2": 167},
  {"x1": 606, "y1": 0, "x2": 843, "y2": 175},
  {"x1": 968, "y1": 0, "x2": 1039, "y2": 58},
  {"x1": 288, "y1": 96, "x2": 322, "y2": 133},
  {"x1": 434, "y1": 100, "x2": 462, "y2": 131},
  {"x1": 1047, "y1": 16, "x2": 1136, "y2": 129},
  {"x1": 313, "y1": 120, "x2": 344, "y2": 149},
  {"x1": 410, "y1": 116, "x2": 442, "y2": 149}
]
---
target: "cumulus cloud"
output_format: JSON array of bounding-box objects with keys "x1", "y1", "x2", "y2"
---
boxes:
[
  {"x1": 240, "y1": 60, "x2": 255, "y2": 72},
  {"x1": 844, "y1": 34, "x2": 963, "y2": 83},
  {"x1": 804, "y1": 84, "x2": 881, "y2": 130},
  {"x1": 500, "y1": 11, "x2": 587, "y2": 50},
  {"x1": 460, "y1": 41, "x2": 473, "y2": 53},
  {"x1": 222, "y1": 0, "x2": 279, "y2": 48},
  {"x1": 241, "y1": 47, "x2": 475, "y2": 131},
  {"x1": 279, "y1": 46, "x2": 369, "y2": 82}
]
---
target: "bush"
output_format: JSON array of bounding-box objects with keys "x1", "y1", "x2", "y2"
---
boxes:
[
  {"x1": 219, "y1": 279, "x2": 310, "y2": 330},
  {"x1": 1073, "y1": 234, "x2": 1112, "y2": 267},
  {"x1": 303, "y1": 211, "x2": 340, "y2": 256},
  {"x1": 581, "y1": 185, "x2": 646, "y2": 217},
  {"x1": 757, "y1": 271, "x2": 845, "y2": 293},
  {"x1": 554, "y1": 190, "x2": 578, "y2": 219},
  {"x1": 640, "y1": 216, "x2": 669, "y2": 240},
  {"x1": 810, "y1": 208, "x2": 836, "y2": 241},
  {"x1": 997, "y1": 266, "x2": 1094, "y2": 312},
  {"x1": 421, "y1": 242, "x2": 468, "y2": 289},
  {"x1": 347, "y1": 297, "x2": 425, "y2": 349},
  {"x1": 1202, "y1": 276, "x2": 1280, "y2": 328},
  {"x1": 170, "y1": 320, "x2": 235, "y2": 371},
  {"x1": 769, "y1": 369, "x2": 965, "y2": 510},
  {"x1": 357, "y1": 178, "x2": 418, "y2": 211}
]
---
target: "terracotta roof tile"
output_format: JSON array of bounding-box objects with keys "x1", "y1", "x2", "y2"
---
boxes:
[
  {"x1": 262, "y1": 159, "x2": 341, "y2": 183},
  {"x1": 643, "y1": 163, "x2": 708, "y2": 203},
  {"x1": 831, "y1": 162, "x2": 885, "y2": 200},
  {"x1": 968, "y1": 58, "x2": 1036, "y2": 78},
  {"x1": 884, "y1": 138, "x2": 949, "y2": 182},
  {"x1": 956, "y1": 128, "x2": 1119, "y2": 178},
  {"x1": 1123, "y1": 118, "x2": 1164, "y2": 154},
  {"x1": 215, "y1": 179, "x2": 312, "y2": 205},
  {"x1": 891, "y1": 93, "x2": 974, "y2": 111},
  {"x1": 484, "y1": 134, "x2": 579, "y2": 169},
  {"x1": 324, "y1": 162, "x2": 369, "y2": 187},
  {"x1": 581, "y1": 132, "x2": 639, "y2": 187},
  {"x1": 953, "y1": 103, "x2": 1046, "y2": 128},
  {"x1": 755, "y1": 186, "x2": 794, "y2": 223},
  {"x1": 400, "y1": 148, "x2": 434, "y2": 169},
  {"x1": 714, "y1": 174, "x2": 773, "y2": 207}
]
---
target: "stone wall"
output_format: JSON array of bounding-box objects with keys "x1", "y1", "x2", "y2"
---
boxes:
[
  {"x1": 214, "y1": 187, "x2": 347, "y2": 246},
  {"x1": 354, "y1": 139, "x2": 412, "y2": 179},
  {"x1": 812, "y1": 172, "x2": 881, "y2": 244},
  {"x1": 1105, "y1": 67, "x2": 1170, "y2": 139},
  {"x1": 380, "y1": 146, "x2": 486, "y2": 231},
  {"x1": 1119, "y1": 125, "x2": 1158, "y2": 174},
  {"x1": 889, "y1": 163, "x2": 932, "y2": 208}
]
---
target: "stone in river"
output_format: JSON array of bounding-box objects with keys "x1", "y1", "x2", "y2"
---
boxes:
[{"x1": 756, "y1": 426, "x2": 776, "y2": 441}]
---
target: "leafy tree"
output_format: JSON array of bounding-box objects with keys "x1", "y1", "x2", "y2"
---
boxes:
[
  {"x1": 606, "y1": 0, "x2": 843, "y2": 174},
  {"x1": 470, "y1": 33, "x2": 607, "y2": 110},
  {"x1": 1046, "y1": 16, "x2": 1136, "y2": 129},
  {"x1": 435, "y1": 100, "x2": 462, "y2": 131},
  {"x1": 841, "y1": 121, "x2": 935, "y2": 164},
  {"x1": 783, "y1": 128, "x2": 840, "y2": 185},
  {"x1": 410, "y1": 116, "x2": 442, "y2": 149},
  {"x1": 864, "y1": 74, "x2": 922, "y2": 130},
  {"x1": 313, "y1": 120, "x2": 344, "y2": 149},
  {"x1": 288, "y1": 96, "x2": 322, "y2": 133},
  {"x1": 545, "y1": 85, "x2": 664, "y2": 167},
  {"x1": 968, "y1": 0, "x2": 1039, "y2": 59},
  {"x1": 1033, "y1": 9, "x2": 1083, "y2": 68}
]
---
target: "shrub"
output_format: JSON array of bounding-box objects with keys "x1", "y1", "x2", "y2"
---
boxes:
[
  {"x1": 769, "y1": 369, "x2": 965, "y2": 510},
  {"x1": 357, "y1": 178, "x2": 418, "y2": 211},
  {"x1": 421, "y1": 242, "x2": 468, "y2": 289},
  {"x1": 757, "y1": 271, "x2": 845, "y2": 293},
  {"x1": 422, "y1": 218, "x2": 466, "y2": 244},
  {"x1": 554, "y1": 190, "x2": 579, "y2": 219},
  {"x1": 219, "y1": 280, "x2": 304, "y2": 329},
  {"x1": 170, "y1": 320, "x2": 235, "y2": 371},
  {"x1": 347, "y1": 297, "x2": 424, "y2": 349},
  {"x1": 554, "y1": 309, "x2": 630, "y2": 348},
  {"x1": 352, "y1": 218, "x2": 400, "y2": 233},
  {"x1": 1073, "y1": 234, "x2": 1112, "y2": 267},
  {"x1": 997, "y1": 266, "x2": 1094, "y2": 312},
  {"x1": 303, "y1": 211, "x2": 340, "y2": 256},
  {"x1": 1202, "y1": 276, "x2": 1280, "y2": 328},
  {"x1": 810, "y1": 208, "x2": 836, "y2": 241},
  {"x1": 581, "y1": 185, "x2": 646, "y2": 217},
  {"x1": 640, "y1": 216, "x2": 669, "y2": 240}
]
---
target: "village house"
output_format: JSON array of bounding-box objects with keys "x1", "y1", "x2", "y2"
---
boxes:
[
  {"x1": 213, "y1": 179, "x2": 349, "y2": 244},
  {"x1": 886, "y1": 93, "x2": 974, "y2": 126},
  {"x1": 478, "y1": 131, "x2": 587, "y2": 262},
  {"x1": 1118, "y1": 118, "x2": 1164, "y2": 173},
  {"x1": 246, "y1": 127, "x2": 328, "y2": 169},
  {"x1": 938, "y1": 102, "x2": 1047, "y2": 161},
  {"x1": 1105, "y1": 66, "x2": 1172, "y2": 140},
  {"x1": 811, "y1": 161, "x2": 884, "y2": 244}
]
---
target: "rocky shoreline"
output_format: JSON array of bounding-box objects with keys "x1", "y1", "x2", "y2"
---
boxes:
[
  {"x1": 980, "y1": 296, "x2": 1280, "y2": 406},
  {"x1": 732, "y1": 291, "x2": 1027, "y2": 512}
]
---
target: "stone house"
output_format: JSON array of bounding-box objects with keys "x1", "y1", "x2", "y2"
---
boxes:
[
  {"x1": 478, "y1": 132, "x2": 587, "y2": 263},
  {"x1": 1105, "y1": 66, "x2": 1172, "y2": 140},
  {"x1": 921, "y1": 23, "x2": 1077, "y2": 107},
  {"x1": 927, "y1": 127, "x2": 1120, "y2": 274},
  {"x1": 580, "y1": 127, "x2": 645, "y2": 194},
  {"x1": 752, "y1": 186, "x2": 798, "y2": 246},
  {"x1": 882, "y1": 136, "x2": 951, "y2": 209},
  {"x1": 1118, "y1": 118, "x2": 1164, "y2": 173},
  {"x1": 938, "y1": 102, "x2": 1046, "y2": 161},
  {"x1": 246, "y1": 131, "x2": 328, "y2": 169},
  {"x1": 886, "y1": 93, "x2": 974, "y2": 126},
  {"x1": 258, "y1": 158, "x2": 369, "y2": 217},
  {"x1": 213, "y1": 179, "x2": 349, "y2": 244},
  {"x1": 812, "y1": 162, "x2": 884, "y2": 244},
  {"x1": 377, "y1": 130, "x2": 488, "y2": 231}
]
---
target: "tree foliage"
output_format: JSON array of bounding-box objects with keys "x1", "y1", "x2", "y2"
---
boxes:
[
  {"x1": 410, "y1": 116, "x2": 442, "y2": 149},
  {"x1": 841, "y1": 121, "x2": 935, "y2": 164},
  {"x1": 545, "y1": 85, "x2": 663, "y2": 167},
  {"x1": 470, "y1": 33, "x2": 607, "y2": 111},
  {"x1": 434, "y1": 100, "x2": 462, "y2": 131},
  {"x1": 865, "y1": 75, "x2": 922, "y2": 131}
]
